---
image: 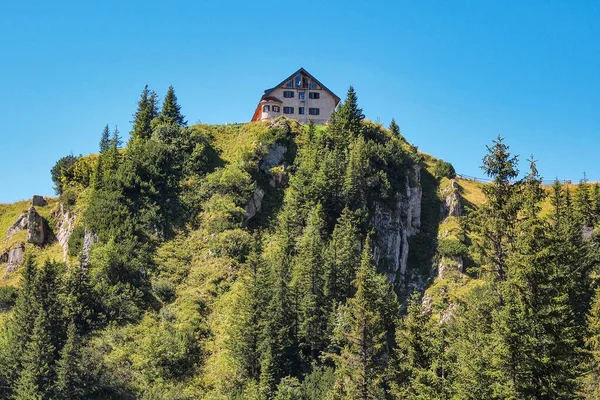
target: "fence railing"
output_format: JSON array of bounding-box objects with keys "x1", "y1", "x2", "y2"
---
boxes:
[{"x1": 455, "y1": 173, "x2": 588, "y2": 186}]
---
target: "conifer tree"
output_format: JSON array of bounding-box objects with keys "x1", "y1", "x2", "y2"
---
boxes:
[
  {"x1": 54, "y1": 322, "x2": 83, "y2": 400},
  {"x1": 229, "y1": 250, "x2": 268, "y2": 382},
  {"x1": 344, "y1": 136, "x2": 369, "y2": 209},
  {"x1": 329, "y1": 239, "x2": 397, "y2": 399},
  {"x1": 574, "y1": 178, "x2": 594, "y2": 227},
  {"x1": 471, "y1": 135, "x2": 520, "y2": 282},
  {"x1": 325, "y1": 207, "x2": 361, "y2": 305},
  {"x1": 160, "y1": 85, "x2": 187, "y2": 126},
  {"x1": 34, "y1": 260, "x2": 65, "y2": 355},
  {"x1": 336, "y1": 86, "x2": 364, "y2": 137},
  {"x1": 292, "y1": 204, "x2": 328, "y2": 361},
  {"x1": 62, "y1": 266, "x2": 97, "y2": 333},
  {"x1": 99, "y1": 124, "x2": 110, "y2": 153},
  {"x1": 13, "y1": 309, "x2": 56, "y2": 400},
  {"x1": 583, "y1": 287, "x2": 600, "y2": 398},
  {"x1": 389, "y1": 118, "x2": 401, "y2": 137},
  {"x1": 131, "y1": 85, "x2": 158, "y2": 140}
]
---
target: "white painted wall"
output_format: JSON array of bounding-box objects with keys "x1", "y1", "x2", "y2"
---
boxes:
[{"x1": 259, "y1": 87, "x2": 337, "y2": 125}]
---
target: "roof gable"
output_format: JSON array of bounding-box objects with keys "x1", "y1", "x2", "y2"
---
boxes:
[{"x1": 264, "y1": 67, "x2": 340, "y2": 105}]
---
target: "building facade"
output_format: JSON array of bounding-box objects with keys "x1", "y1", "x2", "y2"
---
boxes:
[{"x1": 251, "y1": 68, "x2": 340, "y2": 125}]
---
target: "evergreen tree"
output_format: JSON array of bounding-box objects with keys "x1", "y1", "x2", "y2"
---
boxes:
[
  {"x1": 325, "y1": 207, "x2": 361, "y2": 306},
  {"x1": 62, "y1": 266, "x2": 98, "y2": 333},
  {"x1": 54, "y1": 322, "x2": 83, "y2": 400},
  {"x1": 229, "y1": 250, "x2": 268, "y2": 382},
  {"x1": 329, "y1": 239, "x2": 397, "y2": 399},
  {"x1": 160, "y1": 85, "x2": 187, "y2": 126},
  {"x1": 336, "y1": 86, "x2": 364, "y2": 137},
  {"x1": 344, "y1": 136, "x2": 369, "y2": 209},
  {"x1": 583, "y1": 287, "x2": 600, "y2": 398},
  {"x1": 131, "y1": 85, "x2": 158, "y2": 140},
  {"x1": 34, "y1": 260, "x2": 65, "y2": 355},
  {"x1": 574, "y1": 179, "x2": 594, "y2": 227},
  {"x1": 292, "y1": 204, "x2": 328, "y2": 362},
  {"x1": 389, "y1": 118, "x2": 401, "y2": 137},
  {"x1": 471, "y1": 135, "x2": 520, "y2": 282},
  {"x1": 13, "y1": 309, "x2": 56, "y2": 400},
  {"x1": 99, "y1": 124, "x2": 110, "y2": 153}
]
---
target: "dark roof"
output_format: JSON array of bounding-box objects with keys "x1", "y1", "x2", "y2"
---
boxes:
[
  {"x1": 263, "y1": 67, "x2": 341, "y2": 105},
  {"x1": 260, "y1": 95, "x2": 282, "y2": 103}
]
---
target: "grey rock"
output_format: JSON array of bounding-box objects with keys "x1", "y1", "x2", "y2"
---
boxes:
[
  {"x1": 260, "y1": 143, "x2": 287, "y2": 173},
  {"x1": 373, "y1": 164, "x2": 422, "y2": 283},
  {"x1": 244, "y1": 187, "x2": 265, "y2": 221},
  {"x1": 582, "y1": 226, "x2": 594, "y2": 241},
  {"x1": 7, "y1": 212, "x2": 28, "y2": 239},
  {"x1": 26, "y1": 207, "x2": 46, "y2": 245},
  {"x1": 32, "y1": 195, "x2": 47, "y2": 207},
  {"x1": 1, "y1": 243, "x2": 26, "y2": 278},
  {"x1": 268, "y1": 118, "x2": 291, "y2": 134},
  {"x1": 438, "y1": 256, "x2": 464, "y2": 279},
  {"x1": 440, "y1": 179, "x2": 462, "y2": 219},
  {"x1": 52, "y1": 203, "x2": 76, "y2": 262},
  {"x1": 81, "y1": 228, "x2": 98, "y2": 266}
]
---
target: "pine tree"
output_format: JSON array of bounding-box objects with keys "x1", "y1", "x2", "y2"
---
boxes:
[
  {"x1": 336, "y1": 86, "x2": 364, "y2": 137},
  {"x1": 329, "y1": 239, "x2": 397, "y2": 399},
  {"x1": 62, "y1": 266, "x2": 98, "y2": 333},
  {"x1": 131, "y1": 85, "x2": 158, "y2": 140},
  {"x1": 229, "y1": 250, "x2": 268, "y2": 381},
  {"x1": 54, "y1": 322, "x2": 83, "y2": 400},
  {"x1": 583, "y1": 287, "x2": 600, "y2": 398},
  {"x1": 325, "y1": 207, "x2": 361, "y2": 306},
  {"x1": 471, "y1": 135, "x2": 520, "y2": 282},
  {"x1": 389, "y1": 118, "x2": 401, "y2": 137},
  {"x1": 34, "y1": 260, "x2": 65, "y2": 355},
  {"x1": 343, "y1": 136, "x2": 369, "y2": 209},
  {"x1": 292, "y1": 204, "x2": 328, "y2": 362},
  {"x1": 574, "y1": 178, "x2": 594, "y2": 227},
  {"x1": 99, "y1": 124, "x2": 110, "y2": 153},
  {"x1": 13, "y1": 309, "x2": 56, "y2": 400},
  {"x1": 160, "y1": 85, "x2": 187, "y2": 126}
]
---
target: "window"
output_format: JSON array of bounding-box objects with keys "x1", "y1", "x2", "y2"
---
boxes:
[
  {"x1": 272, "y1": 105, "x2": 280, "y2": 112},
  {"x1": 285, "y1": 80, "x2": 293, "y2": 88},
  {"x1": 309, "y1": 108, "x2": 320, "y2": 115},
  {"x1": 263, "y1": 105, "x2": 270, "y2": 112},
  {"x1": 310, "y1": 82, "x2": 320, "y2": 89},
  {"x1": 299, "y1": 92, "x2": 305, "y2": 100},
  {"x1": 309, "y1": 92, "x2": 320, "y2": 99},
  {"x1": 298, "y1": 107, "x2": 305, "y2": 115},
  {"x1": 283, "y1": 91, "x2": 294, "y2": 98},
  {"x1": 283, "y1": 107, "x2": 294, "y2": 114},
  {"x1": 295, "y1": 74, "x2": 302, "y2": 88}
]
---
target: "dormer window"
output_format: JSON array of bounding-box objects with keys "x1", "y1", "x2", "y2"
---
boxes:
[{"x1": 263, "y1": 105, "x2": 270, "y2": 112}]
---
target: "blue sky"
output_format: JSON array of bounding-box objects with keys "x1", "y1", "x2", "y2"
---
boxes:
[{"x1": 1, "y1": 1, "x2": 599, "y2": 203}]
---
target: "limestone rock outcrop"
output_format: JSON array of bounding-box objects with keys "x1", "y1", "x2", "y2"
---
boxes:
[
  {"x1": 52, "y1": 203, "x2": 76, "y2": 262},
  {"x1": 6, "y1": 207, "x2": 47, "y2": 245},
  {"x1": 440, "y1": 179, "x2": 462, "y2": 219},
  {"x1": 1, "y1": 243, "x2": 25, "y2": 277},
  {"x1": 81, "y1": 228, "x2": 98, "y2": 266},
  {"x1": 373, "y1": 164, "x2": 422, "y2": 284},
  {"x1": 244, "y1": 187, "x2": 265, "y2": 221},
  {"x1": 32, "y1": 195, "x2": 47, "y2": 207}
]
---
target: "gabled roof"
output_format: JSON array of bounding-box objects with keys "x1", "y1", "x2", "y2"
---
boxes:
[{"x1": 263, "y1": 67, "x2": 341, "y2": 105}]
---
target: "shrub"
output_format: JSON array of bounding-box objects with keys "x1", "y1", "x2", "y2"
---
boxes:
[
  {"x1": 209, "y1": 228, "x2": 252, "y2": 262},
  {"x1": 68, "y1": 225, "x2": 86, "y2": 257},
  {"x1": 153, "y1": 279, "x2": 176, "y2": 304},
  {"x1": 437, "y1": 238, "x2": 467, "y2": 258},
  {"x1": 432, "y1": 159, "x2": 456, "y2": 180},
  {"x1": 0, "y1": 286, "x2": 18, "y2": 311}
]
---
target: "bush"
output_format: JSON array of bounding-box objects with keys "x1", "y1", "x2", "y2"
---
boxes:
[
  {"x1": 68, "y1": 225, "x2": 86, "y2": 257},
  {"x1": 153, "y1": 279, "x2": 176, "y2": 304},
  {"x1": 0, "y1": 286, "x2": 18, "y2": 311},
  {"x1": 209, "y1": 228, "x2": 252, "y2": 262},
  {"x1": 432, "y1": 159, "x2": 456, "y2": 180},
  {"x1": 51, "y1": 154, "x2": 78, "y2": 195},
  {"x1": 437, "y1": 238, "x2": 467, "y2": 258}
]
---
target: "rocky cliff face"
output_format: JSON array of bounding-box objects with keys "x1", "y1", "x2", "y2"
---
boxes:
[
  {"x1": 373, "y1": 164, "x2": 422, "y2": 284},
  {"x1": 52, "y1": 203, "x2": 76, "y2": 262},
  {"x1": 6, "y1": 206, "x2": 47, "y2": 245}
]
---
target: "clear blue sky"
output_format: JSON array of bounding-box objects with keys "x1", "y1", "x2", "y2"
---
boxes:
[{"x1": 1, "y1": 1, "x2": 599, "y2": 203}]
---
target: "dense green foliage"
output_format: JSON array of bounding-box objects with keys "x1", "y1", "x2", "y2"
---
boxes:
[{"x1": 3, "y1": 85, "x2": 600, "y2": 399}]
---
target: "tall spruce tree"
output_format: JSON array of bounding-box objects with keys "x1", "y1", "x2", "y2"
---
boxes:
[
  {"x1": 99, "y1": 124, "x2": 110, "y2": 153},
  {"x1": 13, "y1": 309, "x2": 56, "y2": 400},
  {"x1": 583, "y1": 287, "x2": 600, "y2": 398},
  {"x1": 131, "y1": 85, "x2": 158, "y2": 140},
  {"x1": 292, "y1": 204, "x2": 328, "y2": 362},
  {"x1": 160, "y1": 85, "x2": 187, "y2": 126},
  {"x1": 325, "y1": 207, "x2": 361, "y2": 306},
  {"x1": 54, "y1": 322, "x2": 83, "y2": 400},
  {"x1": 329, "y1": 239, "x2": 397, "y2": 400},
  {"x1": 471, "y1": 135, "x2": 520, "y2": 282}
]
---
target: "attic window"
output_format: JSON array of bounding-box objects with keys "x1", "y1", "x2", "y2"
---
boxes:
[
  {"x1": 263, "y1": 105, "x2": 270, "y2": 112},
  {"x1": 285, "y1": 80, "x2": 293, "y2": 88},
  {"x1": 295, "y1": 74, "x2": 302, "y2": 88},
  {"x1": 310, "y1": 82, "x2": 319, "y2": 89}
]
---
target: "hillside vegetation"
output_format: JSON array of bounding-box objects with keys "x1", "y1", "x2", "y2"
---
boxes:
[{"x1": 0, "y1": 85, "x2": 600, "y2": 400}]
